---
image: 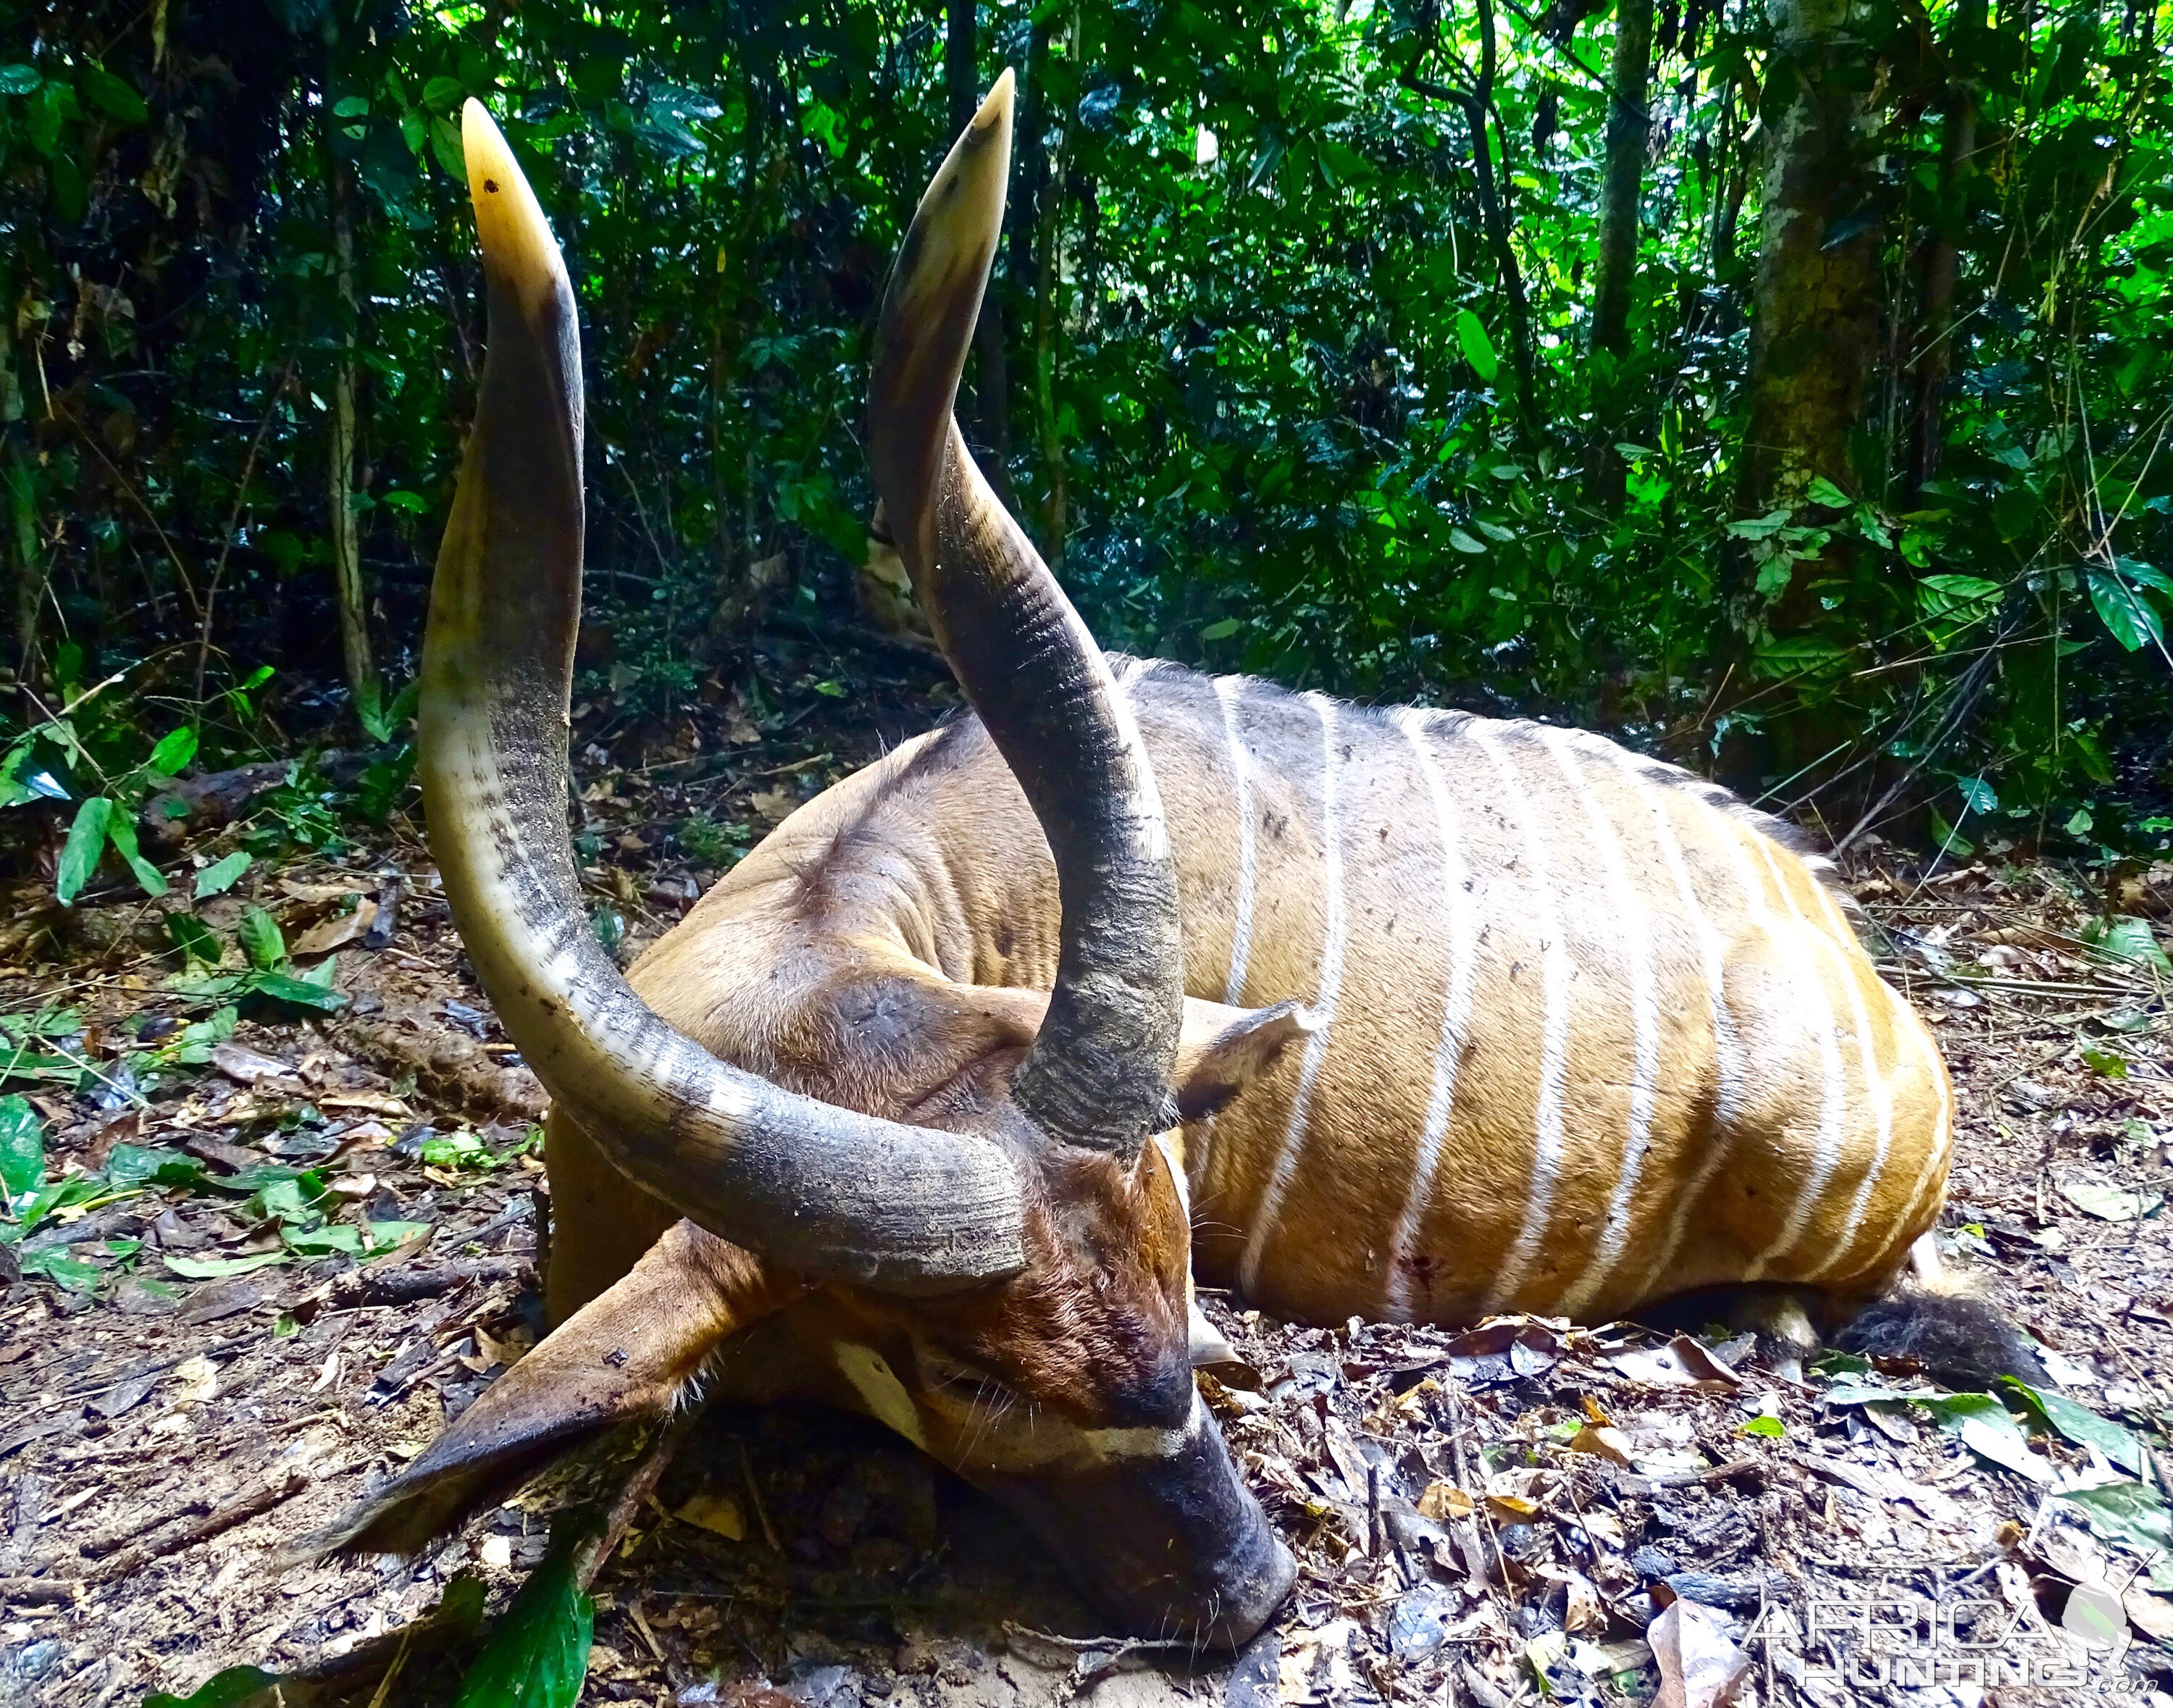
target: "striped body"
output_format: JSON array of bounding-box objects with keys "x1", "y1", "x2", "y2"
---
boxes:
[
  {"x1": 589, "y1": 658, "x2": 1950, "y2": 1331},
  {"x1": 1130, "y1": 663, "x2": 1948, "y2": 1324}
]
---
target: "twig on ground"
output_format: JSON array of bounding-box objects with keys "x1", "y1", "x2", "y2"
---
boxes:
[{"x1": 88, "y1": 1468, "x2": 311, "y2": 1586}]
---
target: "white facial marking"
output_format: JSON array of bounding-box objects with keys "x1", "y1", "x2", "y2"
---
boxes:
[
  {"x1": 833, "y1": 1341, "x2": 930, "y2": 1452},
  {"x1": 1383, "y1": 708, "x2": 1478, "y2": 1323},
  {"x1": 1214, "y1": 676, "x2": 1259, "y2": 1007},
  {"x1": 929, "y1": 1382, "x2": 1210, "y2": 1473},
  {"x1": 1472, "y1": 725, "x2": 1572, "y2": 1317},
  {"x1": 1236, "y1": 692, "x2": 1347, "y2": 1298},
  {"x1": 1546, "y1": 730, "x2": 1658, "y2": 1319}
]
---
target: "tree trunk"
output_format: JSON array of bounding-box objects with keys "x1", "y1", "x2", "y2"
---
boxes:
[
  {"x1": 1720, "y1": 0, "x2": 1885, "y2": 790},
  {"x1": 327, "y1": 162, "x2": 373, "y2": 716},
  {"x1": 1589, "y1": 0, "x2": 1655, "y2": 510},
  {"x1": 1903, "y1": 0, "x2": 1983, "y2": 504},
  {"x1": 1464, "y1": 0, "x2": 1536, "y2": 428}
]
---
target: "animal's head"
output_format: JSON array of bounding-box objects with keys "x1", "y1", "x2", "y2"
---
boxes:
[{"x1": 337, "y1": 77, "x2": 1292, "y2": 1646}]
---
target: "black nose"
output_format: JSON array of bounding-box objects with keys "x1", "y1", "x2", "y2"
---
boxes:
[{"x1": 987, "y1": 1405, "x2": 1294, "y2": 1647}]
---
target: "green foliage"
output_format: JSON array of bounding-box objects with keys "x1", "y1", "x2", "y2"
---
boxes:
[
  {"x1": 453, "y1": 1536, "x2": 595, "y2": 1708},
  {"x1": 0, "y1": 0, "x2": 2167, "y2": 853}
]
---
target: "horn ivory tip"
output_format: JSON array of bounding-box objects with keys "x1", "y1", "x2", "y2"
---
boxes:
[{"x1": 461, "y1": 99, "x2": 566, "y2": 323}]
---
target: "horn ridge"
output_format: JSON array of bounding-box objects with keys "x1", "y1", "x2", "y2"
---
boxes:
[
  {"x1": 419, "y1": 101, "x2": 1026, "y2": 1292},
  {"x1": 868, "y1": 79, "x2": 1184, "y2": 1157}
]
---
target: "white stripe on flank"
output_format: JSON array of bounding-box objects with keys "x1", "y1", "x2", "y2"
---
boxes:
[
  {"x1": 1546, "y1": 732, "x2": 1659, "y2": 1319},
  {"x1": 1236, "y1": 692, "x2": 1347, "y2": 1299},
  {"x1": 1796, "y1": 878, "x2": 1898, "y2": 1280},
  {"x1": 1736, "y1": 834, "x2": 1846, "y2": 1280},
  {"x1": 1473, "y1": 725, "x2": 1572, "y2": 1316},
  {"x1": 1382, "y1": 708, "x2": 1478, "y2": 1323},
  {"x1": 1891, "y1": 987, "x2": 1954, "y2": 1234},
  {"x1": 1214, "y1": 677, "x2": 1259, "y2": 1006},
  {"x1": 1611, "y1": 764, "x2": 1748, "y2": 1304}
]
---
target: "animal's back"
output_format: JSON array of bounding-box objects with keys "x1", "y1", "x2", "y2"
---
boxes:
[
  {"x1": 1113, "y1": 662, "x2": 1949, "y2": 1326},
  {"x1": 621, "y1": 658, "x2": 1948, "y2": 1331}
]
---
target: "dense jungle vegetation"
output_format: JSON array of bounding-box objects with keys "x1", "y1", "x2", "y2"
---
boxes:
[{"x1": 1, "y1": 0, "x2": 2169, "y2": 884}]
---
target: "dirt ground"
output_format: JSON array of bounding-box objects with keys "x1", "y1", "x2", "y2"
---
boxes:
[{"x1": 8, "y1": 646, "x2": 2173, "y2": 1708}]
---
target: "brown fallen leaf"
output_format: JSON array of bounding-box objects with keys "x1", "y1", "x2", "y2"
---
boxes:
[
  {"x1": 1567, "y1": 1424, "x2": 1638, "y2": 1469},
  {"x1": 1649, "y1": 1598, "x2": 1749, "y2": 1708},
  {"x1": 290, "y1": 896, "x2": 377, "y2": 957},
  {"x1": 2125, "y1": 1585, "x2": 2173, "y2": 1641},
  {"x1": 749, "y1": 785, "x2": 797, "y2": 824},
  {"x1": 280, "y1": 878, "x2": 368, "y2": 904},
  {"x1": 211, "y1": 1042, "x2": 301, "y2": 1085},
  {"x1": 1418, "y1": 1481, "x2": 1474, "y2": 1521},
  {"x1": 675, "y1": 1491, "x2": 745, "y2": 1540},
  {"x1": 317, "y1": 1089, "x2": 411, "y2": 1118}
]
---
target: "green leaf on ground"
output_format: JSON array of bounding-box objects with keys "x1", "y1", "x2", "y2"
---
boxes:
[
  {"x1": 144, "y1": 1665, "x2": 282, "y2": 1708},
  {"x1": 246, "y1": 971, "x2": 348, "y2": 1013},
  {"x1": 2004, "y1": 1381, "x2": 2146, "y2": 1474},
  {"x1": 236, "y1": 904, "x2": 287, "y2": 971},
  {"x1": 0, "y1": 1094, "x2": 44, "y2": 1198},
  {"x1": 2082, "y1": 915, "x2": 2173, "y2": 974},
  {"x1": 2057, "y1": 1481, "x2": 2173, "y2": 1590},
  {"x1": 103, "y1": 1144, "x2": 206, "y2": 1190},
  {"x1": 56, "y1": 796, "x2": 112, "y2": 904},
  {"x1": 167, "y1": 911, "x2": 223, "y2": 966},
  {"x1": 1913, "y1": 1392, "x2": 2055, "y2": 1483},
  {"x1": 17, "y1": 1245, "x2": 100, "y2": 1289},
  {"x1": 105, "y1": 808, "x2": 167, "y2": 897},
  {"x1": 194, "y1": 852, "x2": 253, "y2": 899},
  {"x1": 453, "y1": 1535, "x2": 595, "y2": 1708}
]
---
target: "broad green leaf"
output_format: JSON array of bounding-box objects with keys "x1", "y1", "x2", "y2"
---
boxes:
[
  {"x1": 1199, "y1": 618, "x2": 1242, "y2": 641},
  {"x1": 2003, "y1": 1382, "x2": 2145, "y2": 1474},
  {"x1": 104, "y1": 1144, "x2": 208, "y2": 1189},
  {"x1": 56, "y1": 796, "x2": 112, "y2": 904},
  {"x1": 1956, "y1": 776, "x2": 1998, "y2": 815},
  {"x1": 284, "y1": 1223, "x2": 363, "y2": 1256},
  {"x1": 106, "y1": 809, "x2": 167, "y2": 898},
  {"x1": 453, "y1": 1536, "x2": 595, "y2": 1708},
  {"x1": 1913, "y1": 1392, "x2": 2055, "y2": 1482},
  {"x1": 1805, "y1": 475, "x2": 1851, "y2": 508},
  {"x1": 0, "y1": 1094, "x2": 43, "y2": 1198},
  {"x1": 144, "y1": 1667, "x2": 282, "y2": 1708},
  {"x1": 78, "y1": 62, "x2": 148, "y2": 124},
  {"x1": 195, "y1": 852, "x2": 253, "y2": 899},
  {"x1": 147, "y1": 726, "x2": 199, "y2": 776},
  {"x1": 0, "y1": 64, "x2": 41, "y2": 95},
  {"x1": 168, "y1": 911, "x2": 224, "y2": 967},
  {"x1": 1448, "y1": 527, "x2": 1487, "y2": 555},
  {"x1": 2081, "y1": 915, "x2": 2172, "y2": 974},
  {"x1": 246, "y1": 971, "x2": 349, "y2": 1013},
  {"x1": 18, "y1": 1245, "x2": 100, "y2": 1289},
  {"x1": 163, "y1": 1250, "x2": 289, "y2": 1280},
  {"x1": 237, "y1": 903, "x2": 287, "y2": 971},
  {"x1": 1453, "y1": 310, "x2": 1498, "y2": 382},
  {"x1": 2058, "y1": 1481, "x2": 2173, "y2": 1589},
  {"x1": 2089, "y1": 568, "x2": 2164, "y2": 653},
  {"x1": 1740, "y1": 1414, "x2": 1785, "y2": 1438}
]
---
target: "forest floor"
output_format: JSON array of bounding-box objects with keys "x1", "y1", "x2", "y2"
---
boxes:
[{"x1": 6, "y1": 629, "x2": 2173, "y2": 1708}]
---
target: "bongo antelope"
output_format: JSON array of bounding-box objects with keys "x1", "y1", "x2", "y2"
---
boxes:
[{"x1": 312, "y1": 78, "x2": 2009, "y2": 1647}]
